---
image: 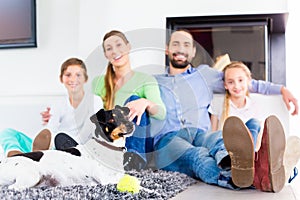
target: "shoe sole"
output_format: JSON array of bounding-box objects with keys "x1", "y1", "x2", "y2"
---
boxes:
[
  {"x1": 223, "y1": 116, "x2": 254, "y2": 187},
  {"x1": 54, "y1": 132, "x2": 78, "y2": 150},
  {"x1": 255, "y1": 115, "x2": 286, "y2": 192},
  {"x1": 267, "y1": 115, "x2": 286, "y2": 192},
  {"x1": 32, "y1": 129, "x2": 51, "y2": 151}
]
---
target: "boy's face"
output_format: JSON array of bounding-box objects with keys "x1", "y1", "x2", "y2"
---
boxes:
[
  {"x1": 62, "y1": 65, "x2": 86, "y2": 94},
  {"x1": 166, "y1": 31, "x2": 196, "y2": 69}
]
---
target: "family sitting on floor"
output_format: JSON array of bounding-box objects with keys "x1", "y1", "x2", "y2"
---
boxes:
[{"x1": 0, "y1": 29, "x2": 299, "y2": 193}]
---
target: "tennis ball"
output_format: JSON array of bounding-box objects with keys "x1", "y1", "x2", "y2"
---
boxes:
[{"x1": 117, "y1": 174, "x2": 140, "y2": 194}]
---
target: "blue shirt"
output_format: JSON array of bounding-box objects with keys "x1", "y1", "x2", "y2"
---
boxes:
[{"x1": 152, "y1": 64, "x2": 282, "y2": 144}]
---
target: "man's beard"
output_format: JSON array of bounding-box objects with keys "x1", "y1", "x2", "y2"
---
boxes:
[{"x1": 169, "y1": 53, "x2": 190, "y2": 69}]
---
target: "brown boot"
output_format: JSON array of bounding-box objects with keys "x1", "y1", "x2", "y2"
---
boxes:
[
  {"x1": 253, "y1": 115, "x2": 286, "y2": 192},
  {"x1": 223, "y1": 116, "x2": 254, "y2": 188},
  {"x1": 32, "y1": 129, "x2": 51, "y2": 151}
]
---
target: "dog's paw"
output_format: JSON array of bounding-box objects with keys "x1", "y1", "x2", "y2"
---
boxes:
[{"x1": 123, "y1": 152, "x2": 146, "y2": 171}]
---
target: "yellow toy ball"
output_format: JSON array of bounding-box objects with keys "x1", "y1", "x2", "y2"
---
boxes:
[{"x1": 117, "y1": 174, "x2": 140, "y2": 194}]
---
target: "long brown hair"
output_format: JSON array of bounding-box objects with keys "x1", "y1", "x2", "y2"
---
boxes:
[
  {"x1": 219, "y1": 61, "x2": 252, "y2": 128},
  {"x1": 102, "y1": 30, "x2": 129, "y2": 110}
]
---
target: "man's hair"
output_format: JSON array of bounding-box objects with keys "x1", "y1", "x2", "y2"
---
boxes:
[{"x1": 166, "y1": 29, "x2": 195, "y2": 47}]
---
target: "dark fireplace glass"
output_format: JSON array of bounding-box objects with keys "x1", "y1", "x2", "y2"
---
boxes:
[{"x1": 187, "y1": 23, "x2": 268, "y2": 81}]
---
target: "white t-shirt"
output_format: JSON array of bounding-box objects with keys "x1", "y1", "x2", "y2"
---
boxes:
[
  {"x1": 43, "y1": 92, "x2": 103, "y2": 146},
  {"x1": 209, "y1": 96, "x2": 264, "y2": 129}
]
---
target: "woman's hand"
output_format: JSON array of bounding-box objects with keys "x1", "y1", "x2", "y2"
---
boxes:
[
  {"x1": 40, "y1": 107, "x2": 51, "y2": 125},
  {"x1": 125, "y1": 98, "x2": 150, "y2": 125}
]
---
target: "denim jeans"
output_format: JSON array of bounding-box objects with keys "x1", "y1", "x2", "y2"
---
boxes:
[
  {"x1": 154, "y1": 118, "x2": 261, "y2": 189},
  {"x1": 245, "y1": 118, "x2": 261, "y2": 149},
  {"x1": 154, "y1": 128, "x2": 227, "y2": 185},
  {"x1": 124, "y1": 95, "x2": 151, "y2": 163}
]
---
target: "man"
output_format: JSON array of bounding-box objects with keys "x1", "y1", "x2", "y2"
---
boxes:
[{"x1": 152, "y1": 29, "x2": 298, "y2": 192}]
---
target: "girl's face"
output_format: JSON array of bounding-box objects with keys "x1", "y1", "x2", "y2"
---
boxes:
[
  {"x1": 61, "y1": 65, "x2": 87, "y2": 94},
  {"x1": 224, "y1": 67, "x2": 250, "y2": 98},
  {"x1": 103, "y1": 35, "x2": 130, "y2": 68}
]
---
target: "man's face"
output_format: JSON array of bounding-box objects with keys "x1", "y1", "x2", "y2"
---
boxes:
[{"x1": 167, "y1": 31, "x2": 196, "y2": 69}]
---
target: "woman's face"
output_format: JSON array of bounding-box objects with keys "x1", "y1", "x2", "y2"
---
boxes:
[
  {"x1": 61, "y1": 64, "x2": 87, "y2": 94},
  {"x1": 103, "y1": 35, "x2": 130, "y2": 68},
  {"x1": 224, "y1": 67, "x2": 250, "y2": 98}
]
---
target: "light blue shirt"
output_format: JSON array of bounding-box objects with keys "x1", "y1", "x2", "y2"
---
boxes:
[{"x1": 152, "y1": 64, "x2": 282, "y2": 144}]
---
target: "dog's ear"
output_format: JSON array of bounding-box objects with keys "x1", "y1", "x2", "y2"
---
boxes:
[
  {"x1": 115, "y1": 105, "x2": 130, "y2": 116},
  {"x1": 91, "y1": 108, "x2": 107, "y2": 123},
  {"x1": 90, "y1": 113, "x2": 97, "y2": 123}
]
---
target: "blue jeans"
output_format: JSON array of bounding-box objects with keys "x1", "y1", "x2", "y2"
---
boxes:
[
  {"x1": 154, "y1": 118, "x2": 261, "y2": 189},
  {"x1": 245, "y1": 118, "x2": 261, "y2": 150},
  {"x1": 124, "y1": 95, "x2": 151, "y2": 163}
]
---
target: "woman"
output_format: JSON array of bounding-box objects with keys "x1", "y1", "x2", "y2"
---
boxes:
[
  {"x1": 92, "y1": 30, "x2": 166, "y2": 171},
  {"x1": 0, "y1": 58, "x2": 103, "y2": 157}
]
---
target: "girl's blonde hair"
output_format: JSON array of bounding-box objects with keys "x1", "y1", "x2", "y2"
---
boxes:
[
  {"x1": 102, "y1": 30, "x2": 129, "y2": 110},
  {"x1": 219, "y1": 61, "x2": 252, "y2": 128}
]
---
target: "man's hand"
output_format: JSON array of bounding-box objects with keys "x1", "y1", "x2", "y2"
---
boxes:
[
  {"x1": 40, "y1": 107, "x2": 51, "y2": 125},
  {"x1": 281, "y1": 87, "x2": 298, "y2": 115}
]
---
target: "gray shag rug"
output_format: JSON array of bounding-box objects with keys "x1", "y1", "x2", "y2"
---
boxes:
[{"x1": 0, "y1": 169, "x2": 197, "y2": 200}]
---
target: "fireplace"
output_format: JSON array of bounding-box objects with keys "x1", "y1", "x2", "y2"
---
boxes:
[{"x1": 166, "y1": 13, "x2": 288, "y2": 85}]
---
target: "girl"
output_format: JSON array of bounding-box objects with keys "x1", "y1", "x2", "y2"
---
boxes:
[
  {"x1": 210, "y1": 61, "x2": 263, "y2": 151},
  {"x1": 92, "y1": 30, "x2": 166, "y2": 171},
  {"x1": 209, "y1": 61, "x2": 299, "y2": 184}
]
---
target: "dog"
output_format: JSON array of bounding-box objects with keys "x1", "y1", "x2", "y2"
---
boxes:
[
  {"x1": 0, "y1": 105, "x2": 135, "y2": 190},
  {"x1": 90, "y1": 105, "x2": 134, "y2": 143}
]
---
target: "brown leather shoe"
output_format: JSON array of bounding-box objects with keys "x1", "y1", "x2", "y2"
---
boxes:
[
  {"x1": 253, "y1": 115, "x2": 286, "y2": 192},
  {"x1": 223, "y1": 116, "x2": 254, "y2": 188},
  {"x1": 32, "y1": 129, "x2": 51, "y2": 151}
]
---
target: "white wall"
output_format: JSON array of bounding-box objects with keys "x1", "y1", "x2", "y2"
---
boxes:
[
  {"x1": 286, "y1": 0, "x2": 300, "y2": 136},
  {"x1": 1, "y1": 0, "x2": 299, "y2": 136},
  {"x1": 0, "y1": 0, "x2": 289, "y2": 95},
  {"x1": 0, "y1": 0, "x2": 80, "y2": 96}
]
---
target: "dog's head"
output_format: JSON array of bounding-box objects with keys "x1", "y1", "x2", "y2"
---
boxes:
[{"x1": 90, "y1": 105, "x2": 135, "y2": 142}]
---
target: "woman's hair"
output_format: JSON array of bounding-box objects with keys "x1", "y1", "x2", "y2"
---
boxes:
[
  {"x1": 102, "y1": 30, "x2": 129, "y2": 110},
  {"x1": 59, "y1": 57, "x2": 88, "y2": 82},
  {"x1": 219, "y1": 61, "x2": 252, "y2": 128}
]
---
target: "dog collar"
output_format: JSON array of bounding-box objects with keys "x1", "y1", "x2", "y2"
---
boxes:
[{"x1": 92, "y1": 137, "x2": 126, "y2": 152}]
